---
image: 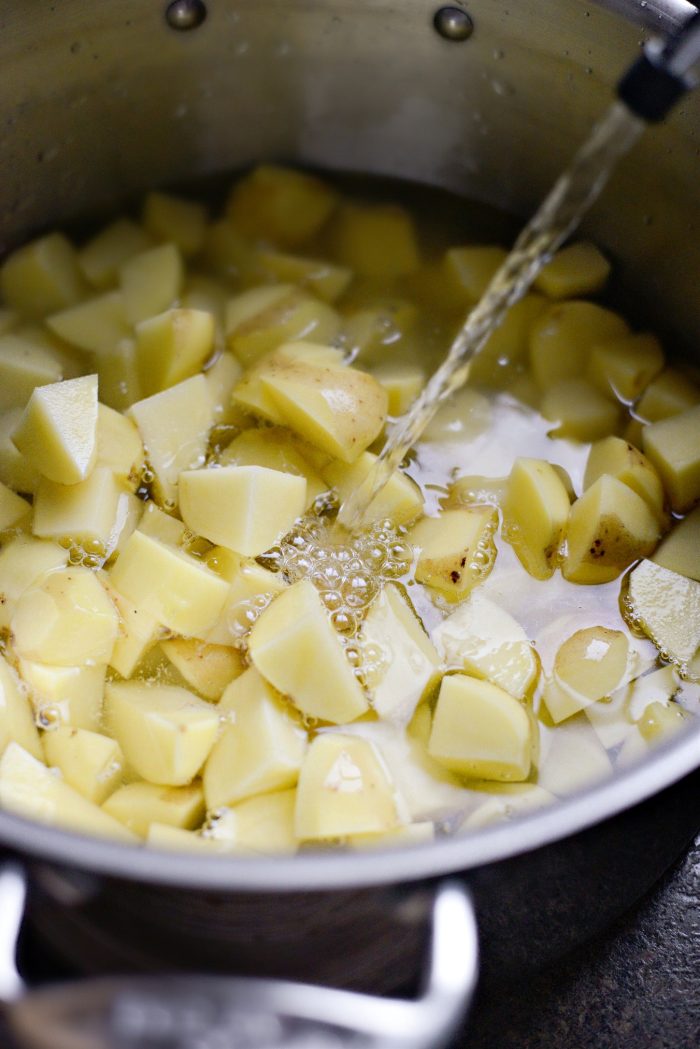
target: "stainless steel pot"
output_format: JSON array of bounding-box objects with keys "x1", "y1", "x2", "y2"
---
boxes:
[{"x1": 1, "y1": 1, "x2": 700, "y2": 1046}]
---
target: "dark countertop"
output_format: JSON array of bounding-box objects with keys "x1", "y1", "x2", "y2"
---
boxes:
[{"x1": 461, "y1": 833, "x2": 700, "y2": 1049}]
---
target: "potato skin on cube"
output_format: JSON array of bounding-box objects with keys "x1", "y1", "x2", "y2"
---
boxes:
[
  {"x1": 428, "y1": 674, "x2": 532, "y2": 782},
  {"x1": 330, "y1": 203, "x2": 420, "y2": 279},
  {"x1": 323, "y1": 452, "x2": 423, "y2": 526},
  {"x1": 226, "y1": 164, "x2": 338, "y2": 247},
  {"x1": 587, "y1": 333, "x2": 664, "y2": 403},
  {"x1": 543, "y1": 626, "x2": 630, "y2": 724},
  {"x1": 502, "y1": 458, "x2": 570, "y2": 580},
  {"x1": 529, "y1": 301, "x2": 628, "y2": 391},
  {"x1": 541, "y1": 378, "x2": 622, "y2": 442},
  {"x1": 408, "y1": 507, "x2": 497, "y2": 599},
  {"x1": 534, "y1": 241, "x2": 610, "y2": 300},
  {"x1": 584, "y1": 436, "x2": 667, "y2": 524}
]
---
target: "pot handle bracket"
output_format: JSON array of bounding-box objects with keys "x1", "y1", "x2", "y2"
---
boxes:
[{"x1": 0, "y1": 864, "x2": 479, "y2": 1049}]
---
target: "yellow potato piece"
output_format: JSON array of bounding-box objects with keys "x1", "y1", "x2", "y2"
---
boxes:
[
  {"x1": 103, "y1": 781, "x2": 204, "y2": 838},
  {"x1": 563, "y1": 475, "x2": 661, "y2": 584},
  {"x1": 106, "y1": 585, "x2": 162, "y2": 679},
  {"x1": 543, "y1": 626, "x2": 630, "y2": 724},
  {"x1": 105, "y1": 682, "x2": 219, "y2": 786},
  {"x1": 137, "y1": 502, "x2": 186, "y2": 546},
  {"x1": 444, "y1": 474, "x2": 508, "y2": 510},
  {"x1": 529, "y1": 301, "x2": 628, "y2": 391},
  {"x1": 135, "y1": 308, "x2": 215, "y2": 396},
  {"x1": 219, "y1": 427, "x2": 326, "y2": 508},
  {"x1": 202, "y1": 551, "x2": 286, "y2": 646},
  {"x1": 409, "y1": 508, "x2": 497, "y2": 599},
  {"x1": 110, "y1": 531, "x2": 229, "y2": 637},
  {"x1": 248, "y1": 579, "x2": 369, "y2": 723},
  {"x1": 12, "y1": 566, "x2": 119, "y2": 666},
  {"x1": 226, "y1": 164, "x2": 338, "y2": 247},
  {"x1": 119, "y1": 242, "x2": 183, "y2": 325},
  {"x1": 371, "y1": 363, "x2": 425, "y2": 416},
  {"x1": 342, "y1": 299, "x2": 418, "y2": 362},
  {"x1": 257, "y1": 251, "x2": 352, "y2": 303},
  {"x1": 205, "y1": 789, "x2": 298, "y2": 854},
  {"x1": 201, "y1": 219, "x2": 259, "y2": 285},
  {"x1": 541, "y1": 378, "x2": 622, "y2": 442},
  {"x1": 47, "y1": 291, "x2": 130, "y2": 354},
  {"x1": 0, "y1": 481, "x2": 30, "y2": 532},
  {"x1": 32, "y1": 467, "x2": 126, "y2": 555},
  {"x1": 584, "y1": 435, "x2": 666, "y2": 524},
  {"x1": 626, "y1": 559, "x2": 700, "y2": 668},
  {"x1": 323, "y1": 452, "x2": 423, "y2": 526},
  {"x1": 0, "y1": 654, "x2": 43, "y2": 760},
  {"x1": 128, "y1": 373, "x2": 213, "y2": 507},
  {"x1": 330, "y1": 203, "x2": 420, "y2": 279},
  {"x1": 442, "y1": 245, "x2": 507, "y2": 306},
  {"x1": 147, "y1": 823, "x2": 223, "y2": 852},
  {"x1": 203, "y1": 351, "x2": 243, "y2": 423},
  {"x1": 96, "y1": 404, "x2": 144, "y2": 483},
  {"x1": 635, "y1": 367, "x2": 700, "y2": 422},
  {"x1": 636, "y1": 700, "x2": 689, "y2": 743},
  {"x1": 12, "y1": 374, "x2": 98, "y2": 485},
  {"x1": 587, "y1": 333, "x2": 664, "y2": 403},
  {"x1": 78, "y1": 218, "x2": 153, "y2": 289},
  {"x1": 538, "y1": 714, "x2": 613, "y2": 796},
  {"x1": 43, "y1": 726, "x2": 124, "y2": 805},
  {"x1": 345, "y1": 822, "x2": 435, "y2": 849},
  {"x1": 464, "y1": 784, "x2": 555, "y2": 829},
  {"x1": 0, "y1": 335, "x2": 64, "y2": 410},
  {"x1": 295, "y1": 733, "x2": 403, "y2": 840},
  {"x1": 142, "y1": 192, "x2": 207, "y2": 257},
  {"x1": 502, "y1": 457, "x2": 570, "y2": 580},
  {"x1": 230, "y1": 342, "x2": 345, "y2": 425},
  {"x1": 203, "y1": 667, "x2": 306, "y2": 809},
  {"x1": 226, "y1": 285, "x2": 340, "y2": 367},
  {"x1": 469, "y1": 294, "x2": 547, "y2": 389},
  {"x1": 0, "y1": 742, "x2": 134, "y2": 841},
  {"x1": 642, "y1": 404, "x2": 700, "y2": 514},
  {"x1": 432, "y1": 592, "x2": 538, "y2": 700},
  {"x1": 360, "y1": 584, "x2": 441, "y2": 724},
  {"x1": 428, "y1": 674, "x2": 532, "y2": 782},
  {"x1": 0, "y1": 535, "x2": 68, "y2": 628},
  {"x1": 652, "y1": 504, "x2": 700, "y2": 582},
  {"x1": 160, "y1": 638, "x2": 244, "y2": 701},
  {"x1": 0, "y1": 409, "x2": 41, "y2": 493},
  {"x1": 179, "y1": 464, "x2": 306, "y2": 557},
  {"x1": 18, "y1": 660, "x2": 105, "y2": 732},
  {"x1": 535, "y1": 241, "x2": 610, "y2": 299},
  {"x1": 422, "y1": 388, "x2": 492, "y2": 443},
  {"x1": 92, "y1": 336, "x2": 143, "y2": 412},
  {"x1": 0, "y1": 233, "x2": 86, "y2": 317}
]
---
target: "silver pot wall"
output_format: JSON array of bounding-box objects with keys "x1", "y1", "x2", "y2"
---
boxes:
[{"x1": 1, "y1": 2, "x2": 700, "y2": 1047}]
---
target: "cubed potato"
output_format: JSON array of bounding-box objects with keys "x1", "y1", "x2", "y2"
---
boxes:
[
  {"x1": 219, "y1": 427, "x2": 326, "y2": 508},
  {"x1": 537, "y1": 713, "x2": 612, "y2": 796},
  {"x1": 137, "y1": 502, "x2": 186, "y2": 545},
  {"x1": 442, "y1": 245, "x2": 507, "y2": 306},
  {"x1": 12, "y1": 566, "x2": 119, "y2": 666},
  {"x1": 203, "y1": 667, "x2": 306, "y2": 808},
  {"x1": 92, "y1": 337, "x2": 143, "y2": 411},
  {"x1": 360, "y1": 584, "x2": 441, "y2": 724},
  {"x1": 652, "y1": 505, "x2": 700, "y2": 581},
  {"x1": 323, "y1": 452, "x2": 423, "y2": 526},
  {"x1": 135, "y1": 308, "x2": 215, "y2": 395},
  {"x1": 421, "y1": 387, "x2": 491, "y2": 442},
  {"x1": 32, "y1": 467, "x2": 125, "y2": 555},
  {"x1": 529, "y1": 301, "x2": 629, "y2": 390},
  {"x1": 47, "y1": 291, "x2": 130, "y2": 354},
  {"x1": 0, "y1": 654, "x2": 43, "y2": 760},
  {"x1": 78, "y1": 219, "x2": 153, "y2": 289},
  {"x1": 181, "y1": 276, "x2": 229, "y2": 340},
  {"x1": 543, "y1": 626, "x2": 630, "y2": 723},
  {"x1": 261, "y1": 354, "x2": 387, "y2": 463},
  {"x1": 627, "y1": 559, "x2": 700, "y2": 667},
  {"x1": 0, "y1": 482, "x2": 30, "y2": 532},
  {"x1": 587, "y1": 333, "x2": 664, "y2": 403},
  {"x1": 12, "y1": 374, "x2": 98, "y2": 485},
  {"x1": 128, "y1": 373, "x2": 213, "y2": 507},
  {"x1": 0, "y1": 409, "x2": 41, "y2": 493},
  {"x1": 445, "y1": 474, "x2": 507, "y2": 510},
  {"x1": 342, "y1": 299, "x2": 419, "y2": 362},
  {"x1": 502, "y1": 457, "x2": 570, "y2": 580},
  {"x1": 106, "y1": 585, "x2": 162, "y2": 679},
  {"x1": 541, "y1": 378, "x2": 622, "y2": 442},
  {"x1": 142, "y1": 192, "x2": 207, "y2": 257},
  {"x1": 202, "y1": 550, "x2": 286, "y2": 646},
  {"x1": 248, "y1": 579, "x2": 368, "y2": 723},
  {"x1": 179, "y1": 465, "x2": 306, "y2": 557},
  {"x1": 463, "y1": 783, "x2": 555, "y2": 828},
  {"x1": 636, "y1": 700, "x2": 689, "y2": 743},
  {"x1": 0, "y1": 335, "x2": 64, "y2": 410},
  {"x1": 257, "y1": 250, "x2": 352, "y2": 303},
  {"x1": 468, "y1": 294, "x2": 547, "y2": 388},
  {"x1": 203, "y1": 351, "x2": 243, "y2": 422},
  {"x1": 295, "y1": 733, "x2": 403, "y2": 840},
  {"x1": 119, "y1": 243, "x2": 183, "y2": 325},
  {"x1": 584, "y1": 436, "x2": 666, "y2": 524},
  {"x1": 428, "y1": 674, "x2": 532, "y2": 782},
  {"x1": 563, "y1": 475, "x2": 661, "y2": 584},
  {"x1": 96, "y1": 404, "x2": 144, "y2": 483},
  {"x1": 18, "y1": 660, "x2": 105, "y2": 732},
  {"x1": 203, "y1": 789, "x2": 298, "y2": 854},
  {"x1": 226, "y1": 285, "x2": 340, "y2": 367},
  {"x1": 0, "y1": 742, "x2": 135, "y2": 840},
  {"x1": 226, "y1": 164, "x2": 338, "y2": 247},
  {"x1": 432, "y1": 592, "x2": 538, "y2": 700},
  {"x1": 231, "y1": 341, "x2": 345, "y2": 425},
  {"x1": 642, "y1": 404, "x2": 700, "y2": 513},
  {"x1": 0, "y1": 536, "x2": 68, "y2": 628},
  {"x1": 0, "y1": 233, "x2": 86, "y2": 317},
  {"x1": 535, "y1": 241, "x2": 610, "y2": 299},
  {"x1": 43, "y1": 726, "x2": 123, "y2": 805},
  {"x1": 105, "y1": 682, "x2": 219, "y2": 786},
  {"x1": 103, "y1": 780, "x2": 204, "y2": 838},
  {"x1": 160, "y1": 638, "x2": 244, "y2": 701},
  {"x1": 201, "y1": 220, "x2": 260, "y2": 285},
  {"x1": 371, "y1": 363, "x2": 425, "y2": 415},
  {"x1": 408, "y1": 507, "x2": 498, "y2": 599},
  {"x1": 330, "y1": 204, "x2": 419, "y2": 278},
  {"x1": 635, "y1": 368, "x2": 700, "y2": 422},
  {"x1": 110, "y1": 530, "x2": 229, "y2": 636}
]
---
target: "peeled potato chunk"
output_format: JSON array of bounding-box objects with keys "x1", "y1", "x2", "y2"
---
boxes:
[
  {"x1": 0, "y1": 536, "x2": 68, "y2": 628},
  {"x1": 642, "y1": 404, "x2": 700, "y2": 514},
  {"x1": 636, "y1": 700, "x2": 689, "y2": 743},
  {"x1": 408, "y1": 507, "x2": 497, "y2": 599},
  {"x1": 636, "y1": 368, "x2": 700, "y2": 422},
  {"x1": 652, "y1": 505, "x2": 700, "y2": 582},
  {"x1": 323, "y1": 452, "x2": 423, "y2": 526},
  {"x1": 135, "y1": 308, "x2": 215, "y2": 396},
  {"x1": 428, "y1": 674, "x2": 532, "y2": 782},
  {"x1": 0, "y1": 482, "x2": 30, "y2": 532},
  {"x1": 137, "y1": 502, "x2": 186, "y2": 546},
  {"x1": 295, "y1": 733, "x2": 403, "y2": 840},
  {"x1": 257, "y1": 250, "x2": 352, "y2": 303},
  {"x1": 12, "y1": 567, "x2": 119, "y2": 666},
  {"x1": 160, "y1": 638, "x2": 244, "y2": 701},
  {"x1": 537, "y1": 714, "x2": 612, "y2": 796},
  {"x1": 542, "y1": 378, "x2": 622, "y2": 442},
  {"x1": 203, "y1": 667, "x2": 307, "y2": 809},
  {"x1": 19, "y1": 660, "x2": 105, "y2": 732},
  {"x1": 179, "y1": 465, "x2": 306, "y2": 557},
  {"x1": 78, "y1": 218, "x2": 153, "y2": 289},
  {"x1": 442, "y1": 246, "x2": 507, "y2": 306},
  {"x1": 248, "y1": 579, "x2": 369, "y2": 723},
  {"x1": 147, "y1": 823, "x2": 223, "y2": 852},
  {"x1": 330, "y1": 203, "x2": 420, "y2": 279},
  {"x1": 43, "y1": 726, "x2": 123, "y2": 805},
  {"x1": 202, "y1": 550, "x2": 286, "y2": 646},
  {"x1": 0, "y1": 654, "x2": 43, "y2": 760},
  {"x1": 219, "y1": 427, "x2": 326, "y2": 508},
  {"x1": 360, "y1": 584, "x2": 441, "y2": 724},
  {"x1": 502, "y1": 458, "x2": 570, "y2": 580},
  {"x1": 47, "y1": 291, "x2": 130, "y2": 355},
  {"x1": 584, "y1": 436, "x2": 666, "y2": 524},
  {"x1": 372, "y1": 363, "x2": 425, "y2": 416},
  {"x1": 627, "y1": 559, "x2": 700, "y2": 669},
  {"x1": 226, "y1": 164, "x2": 338, "y2": 247},
  {"x1": 143, "y1": 192, "x2": 207, "y2": 257},
  {"x1": 535, "y1": 241, "x2": 610, "y2": 299},
  {"x1": 103, "y1": 781, "x2": 204, "y2": 838},
  {"x1": 345, "y1": 822, "x2": 435, "y2": 849},
  {"x1": 432, "y1": 592, "x2": 539, "y2": 700},
  {"x1": 119, "y1": 242, "x2": 183, "y2": 325},
  {"x1": 226, "y1": 285, "x2": 340, "y2": 367},
  {"x1": 587, "y1": 333, "x2": 664, "y2": 403},
  {"x1": 96, "y1": 404, "x2": 144, "y2": 483},
  {"x1": 563, "y1": 475, "x2": 661, "y2": 584},
  {"x1": 0, "y1": 408, "x2": 41, "y2": 493},
  {"x1": 0, "y1": 742, "x2": 134, "y2": 841},
  {"x1": 204, "y1": 789, "x2": 298, "y2": 854},
  {"x1": 32, "y1": 466, "x2": 127, "y2": 555},
  {"x1": 529, "y1": 301, "x2": 629, "y2": 391},
  {"x1": 543, "y1": 626, "x2": 630, "y2": 724},
  {"x1": 11, "y1": 374, "x2": 98, "y2": 485},
  {"x1": 0, "y1": 233, "x2": 86, "y2": 317},
  {"x1": 105, "y1": 682, "x2": 219, "y2": 786},
  {"x1": 0, "y1": 335, "x2": 64, "y2": 410}
]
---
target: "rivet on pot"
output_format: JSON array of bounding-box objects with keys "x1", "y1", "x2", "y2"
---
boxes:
[
  {"x1": 433, "y1": 6, "x2": 474, "y2": 42},
  {"x1": 165, "y1": 0, "x2": 207, "y2": 31}
]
